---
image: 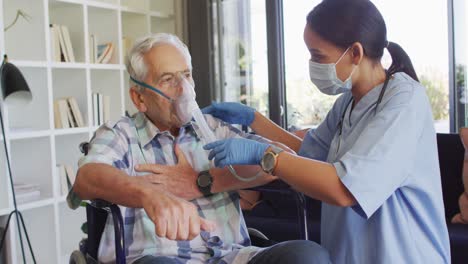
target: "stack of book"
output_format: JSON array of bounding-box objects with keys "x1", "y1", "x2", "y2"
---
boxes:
[
  {"x1": 89, "y1": 34, "x2": 114, "y2": 64},
  {"x1": 122, "y1": 36, "x2": 134, "y2": 58},
  {"x1": 50, "y1": 24, "x2": 75, "y2": 63},
  {"x1": 56, "y1": 164, "x2": 76, "y2": 196},
  {"x1": 14, "y1": 183, "x2": 41, "y2": 204},
  {"x1": 54, "y1": 97, "x2": 85, "y2": 129},
  {"x1": 92, "y1": 93, "x2": 111, "y2": 126}
]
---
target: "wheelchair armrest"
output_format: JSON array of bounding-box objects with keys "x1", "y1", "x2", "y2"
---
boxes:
[
  {"x1": 90, "y1": 199, "x2": 113, "y2": 209},
  {"x1": 85, "y1": 200, "x2": 127, "y2": 264}
]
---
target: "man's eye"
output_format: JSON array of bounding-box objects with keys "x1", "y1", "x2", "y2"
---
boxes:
[
  {"x1": 161, "y1": 77, "x2": 173, "y2": 83},
  {"x1": 184, "y1": 72, "x2": 192, "y2": 78}
]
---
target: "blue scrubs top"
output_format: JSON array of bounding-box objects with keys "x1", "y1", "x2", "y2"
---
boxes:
[{"x1": 299, "y1": 73, "x2": 450, "y2": 263}]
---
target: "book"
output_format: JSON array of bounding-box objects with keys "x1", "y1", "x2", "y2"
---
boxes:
[
  {"x1": 14, "y1": 183, "x2": 41, "y2": 204},
  {"x1": 67, "y1": 97, "x2": 85, "y2": 127},
  {"x1": 56, "y1": 99, "x2": 71, "y2": 128},
  {"x1": 66, "y1": 100, "x2": 77, "y2": 127},
  {"x1": 64, "y1": 165, "x2": 76, "y2": 188},
  {"x1": 100, "y1": 43, "x2": 113, "y2": 64},
  {"x1": 60, "y1": 25, "x2": 75, "y2": 62},
  {"x1": 97, "y1": 43, "x2": 114, "y2": 64},
  {"x1": 54, "y1": 100, "x2": 62, "y2": 128},
  {"x1": 16, "y1": 190, "x2": 41, "y2": 204},
  {"x1": 14, "y1": 183, "x2": 40, "y2": 193},
  {"x1": 98, "y1": 93, "x2": 104, "y2": 125},
  {"x1": 57, "y1": 165, "x2": 69, "y2": 196},
  {"x1": 122, "y1": 36, "x2": 133, "y2": 59},
  {"x1": 55, "y1": 24, "x2": 69, "y2": 62},
  {"x1": 50, "y1": 24, "x2": 61, "y2": 62},
  {"x1": 89, "y1": 34, "x2": 98, "y2": 63},
  {"x1": 103, "y1": 95, "x2": 110, "y2": 123},
  {"x1": 92, "y1": 93, "x2": 99, "y2": 126}
]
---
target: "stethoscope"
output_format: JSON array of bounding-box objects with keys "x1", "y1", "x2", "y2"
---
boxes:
[{"x1": 335, "y1": 70, "x2": 391, "y2": 154}]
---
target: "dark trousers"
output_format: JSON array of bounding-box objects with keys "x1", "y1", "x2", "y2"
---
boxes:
[
  {"x1": 134, "y1": 240, "x2": 331, "y2": 264},
  {"x1": 248, "y1": 240, "x2": 330, "y2": 264}
]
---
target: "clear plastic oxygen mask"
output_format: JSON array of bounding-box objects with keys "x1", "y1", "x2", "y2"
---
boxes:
[{"x1": 179, "y1": 78, "x2": 262, "y2": 182}]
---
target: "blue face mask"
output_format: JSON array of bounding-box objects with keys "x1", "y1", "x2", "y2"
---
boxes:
[{"x1": 308, "y1": 47, "x2": 357, "y2": 95}]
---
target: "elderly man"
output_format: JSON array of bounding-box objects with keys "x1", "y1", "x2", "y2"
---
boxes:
[{"x1": 73, "y1": 33, "x2": 329, "y2": 264}]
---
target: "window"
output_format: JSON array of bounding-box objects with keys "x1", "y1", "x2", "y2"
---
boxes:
[
  {"x1": 211, "y1": 0, "x2": 269, "y2": 117},
  {"x1": 453, "y1": 0, "x2": 468, "y2": 130},
  {"x1": 283, "y1": 0, "x2": 336, "y2": 129},
  {"x1": 283, "y1": 0, "x2": 449, "y2": 131},
  {"x1": 374, "y1": 0, "x2": 449, "y2": 132},
  {"x1": 210, "y1": 0, "x2": 451, "y2": 132}
]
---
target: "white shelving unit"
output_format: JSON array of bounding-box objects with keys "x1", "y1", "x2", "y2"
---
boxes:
[{"x1": 0, "y1": 0, "x2": 183, "y2": 263}]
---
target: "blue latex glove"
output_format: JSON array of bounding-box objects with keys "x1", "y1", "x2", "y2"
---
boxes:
[
  {"x1": 202, "y1": 102, "x2": 255, "y2": 126},
  {"x1": 203, "y1": 138, "x2": 269, "y2": 168}
]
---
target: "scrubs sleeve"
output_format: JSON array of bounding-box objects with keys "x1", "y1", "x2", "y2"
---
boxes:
[
  {"x1": 333, "y1": 87, "x2": 426, "y2": 219},
  {"x1": 299, "y1": 93, "x2": 351, "y2": 161}
]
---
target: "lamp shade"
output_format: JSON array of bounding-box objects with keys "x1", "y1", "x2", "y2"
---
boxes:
[{"x1": 0, "y1": 60, "x2": 32, "y2": 104}]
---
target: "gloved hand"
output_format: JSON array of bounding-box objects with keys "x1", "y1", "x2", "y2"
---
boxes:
[
  {"x1": 203, "y1": 138, "x2": 269, "y2": 168},
  {"x1": 202, "y1": 102, "x2": 255, "y2": 126}
]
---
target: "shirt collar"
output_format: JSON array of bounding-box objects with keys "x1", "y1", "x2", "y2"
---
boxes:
[
  {"x1": 134, "y1": 112, "x2": 196, "y2": 147},
  {"x1": 352, "y1": 74, "x2": 393, "y2": 112}
]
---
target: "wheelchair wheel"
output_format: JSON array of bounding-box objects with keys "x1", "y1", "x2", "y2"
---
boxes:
[
  {"x1": 248, "y1": 227, "x2": 269, "y2": 240},
  {"x1": 248, "y1": 227, "x2": 276, "y2": 247},
  {"x1": 70, "y1": 250, "x2": 87, "y2": 264}
]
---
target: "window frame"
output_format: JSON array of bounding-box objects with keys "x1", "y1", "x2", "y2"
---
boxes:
[{"x1": 191, "y1": 0, "x2": 457, "y2": 132}]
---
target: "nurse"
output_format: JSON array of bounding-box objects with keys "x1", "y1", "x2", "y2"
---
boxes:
[{"x1": 203, "y1": 0, "x2": 451, "y2": 263}]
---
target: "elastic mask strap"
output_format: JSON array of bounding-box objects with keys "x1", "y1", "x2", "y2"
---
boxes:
[
  {"x1": 335, "y1": 47, "x2": 351, "y2": 65},
  {"x1": 130, "y1": 76, "x2": 174, "y2": 101}
]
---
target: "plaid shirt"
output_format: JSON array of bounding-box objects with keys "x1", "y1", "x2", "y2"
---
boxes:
[{"x1": 78, "y1": 112, "x2": 267, "y2": 264}]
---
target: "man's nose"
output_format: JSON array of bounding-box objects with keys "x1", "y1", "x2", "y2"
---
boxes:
[{"x1": 172, "y1": 77, "x2": 184, "y2": 97}]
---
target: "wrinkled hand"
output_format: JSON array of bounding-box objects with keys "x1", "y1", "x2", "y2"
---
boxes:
[
  {"x1": 135, "y1": 145, "x2": 200, "y2": 200},
  {"x1": 203, "y1": 138, "x2": 269, "y2": 168},
  {"x1": 452, "y1": 192, "x2": 468, "y2": 224},
  {"x1": 202, "y1": 101, "x2": 255, "y2": 126},
  {"x1": 142, "y1": 188, "x2": 216, "y2": 240}
]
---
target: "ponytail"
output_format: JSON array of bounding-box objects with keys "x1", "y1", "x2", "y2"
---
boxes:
[{"x1": 387, "y1": 41, "x2": 419, "y2": 82}]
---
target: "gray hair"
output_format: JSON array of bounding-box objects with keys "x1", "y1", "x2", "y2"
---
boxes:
[{"x1": 125, "y1": 33, "x2": 192, "y2": 89}]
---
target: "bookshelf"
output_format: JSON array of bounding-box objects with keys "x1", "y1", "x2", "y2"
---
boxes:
[{"x1": 0, "y1": 0, "x2": 183, "y2": 263}]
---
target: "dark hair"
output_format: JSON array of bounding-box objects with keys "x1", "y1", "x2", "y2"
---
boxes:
[{"x1": 306, "y1": 0, "x2": 419, "y2": 82}]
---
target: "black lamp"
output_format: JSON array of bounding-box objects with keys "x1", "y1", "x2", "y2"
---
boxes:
[{"x1": 0, "y1": 55, "x2": 36, "y2": 263}]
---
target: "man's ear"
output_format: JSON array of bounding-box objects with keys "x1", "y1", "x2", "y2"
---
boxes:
[
  {"x1": 129, "y1": 86, "x2": 147, "y2": 112},
  {"x1": 350, "y1": 42, "x2": 364, "y2": 66}
]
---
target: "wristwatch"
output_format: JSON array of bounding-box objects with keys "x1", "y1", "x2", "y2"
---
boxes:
[
  {"x1": 197, "y1": 170, "x2": 213, "y2": 197},
  {"x1": 260, "y1": 145, "x2": 284, "y2": 174}
]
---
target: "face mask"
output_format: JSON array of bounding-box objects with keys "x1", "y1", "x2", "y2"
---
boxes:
[
  {"x1": 130, "y1": 75, "x2": 197, "y2": 125},
  {"x1": 174, "y1": 77, "x2": 197, "y2": 124},
  {"x1": 308, "y1": 47, "x2": 357, "y2": 95}
]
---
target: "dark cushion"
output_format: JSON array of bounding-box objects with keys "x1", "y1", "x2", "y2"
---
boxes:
[
  {"x1": 448, "y1": 224, "x2": 468, "y2": 264},
  {"x1": 437, "y1": 133, "x2": 464, "y2": 220}
]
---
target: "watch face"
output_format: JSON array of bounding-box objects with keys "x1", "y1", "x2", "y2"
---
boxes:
[
  {"x1": 262, "y1": 152, "x2": 276, "y2": 172},
  {"x1": 197, "y1": 172, "x2": 212, "y2": 188}
]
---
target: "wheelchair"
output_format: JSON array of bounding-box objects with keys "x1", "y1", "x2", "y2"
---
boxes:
[{"x1": 68, "y1": 142, "x2": 310, "y2": 264}]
